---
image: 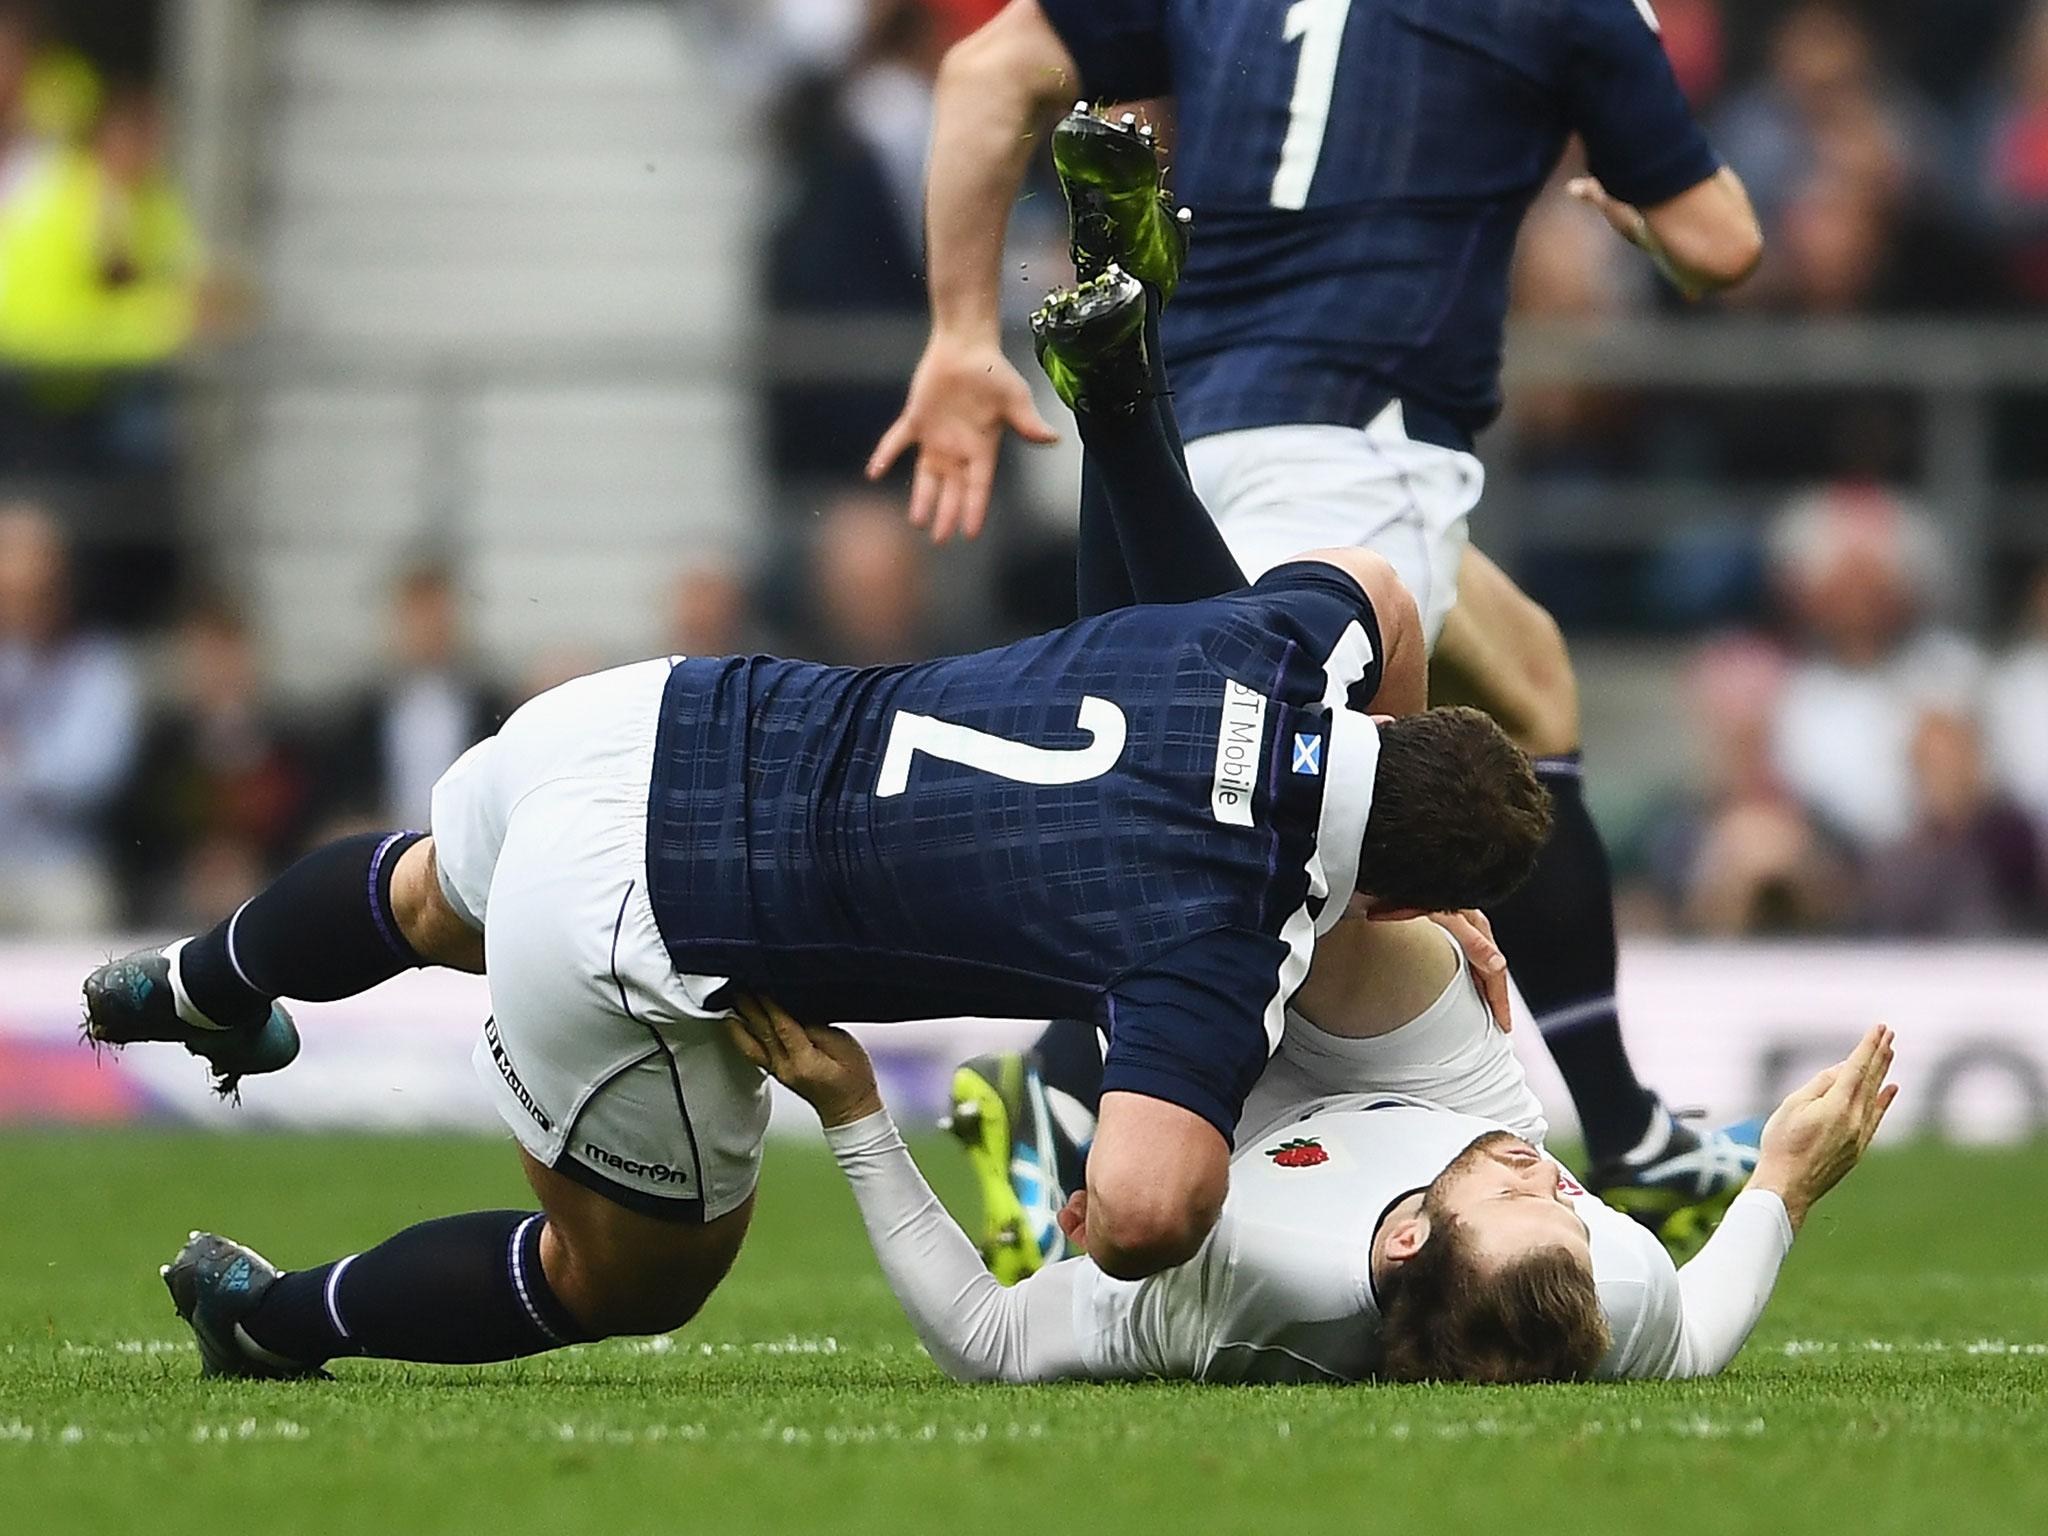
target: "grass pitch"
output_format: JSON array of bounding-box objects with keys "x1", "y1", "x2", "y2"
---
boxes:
[{"x1": 6, "y1": 1131, "x2": 2047, "y2": 1535}]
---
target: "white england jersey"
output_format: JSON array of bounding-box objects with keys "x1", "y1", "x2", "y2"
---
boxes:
[{"x1": 1068, "y1": 1099, "x2": 1688, "y2": 1383}]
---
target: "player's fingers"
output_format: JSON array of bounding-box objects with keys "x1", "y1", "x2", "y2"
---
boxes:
[
  {"x1": 723, "y1": 1018, "x2": 770, "y2": 1071},
  {"x1": 932, "y1": 465, "x2": 967, "y2": 546},
  {"x1": 959, "y1": 452, "x2": 997, "y2": 542},
  {"x1": 1866, "y1": 1082, "x2": 1901, "y2": 1144},
  {"x1": 1839, "y1": 1024, "x2": 1889, "y2": 1099},
  {"x1": 1463, "y1": 907, "x2": 1498, "y2": 947},
  {"x1": 867, "y1": 414, "x2": 913, "y2": 482},
  {"x1": 909, "y1": 457, "x2": 943, "y2": 529},
  {"x1": 728, "y1": 997, "x2": 787, "y2": 1072},
  {"x1": 1791, "y1": 1064, "x2": 1840, "y2": 1104},
  {"x1": 1008, "y1": 393, "x2": 1060, "y2": 446}
]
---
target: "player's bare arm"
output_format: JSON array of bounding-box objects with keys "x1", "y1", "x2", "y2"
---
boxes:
[
  {"x1": 1568, "y1": 166, "x2": 1764, "y2": 299},
  {"x1": 1298, "y1": 546, "x2": 1427, "y2": 717},
  {"x1": 866, "y1": 0, "x2": 1076, "y2": 541},
  {"x1": 1082, "y1": 1091, "x2": 1229, "y2": 1279}
]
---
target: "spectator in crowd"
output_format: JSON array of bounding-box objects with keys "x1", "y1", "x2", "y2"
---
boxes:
[
  {"x1": 1862, "y1": 708, "x2": 2045, "y2": 936},
  {"x1": 1977, "y1": 1, "x2": 2048, "y2": 302},
  {"x1": 666, "y1": 558, "x2": 754, "y2": 658},
  {"x1": 0, "y1": 82, "x2": 199, "y2": 368},
  {"x1": 1985, "y1": 562, "x2": 2048, "y2": 832},
  {"x1": 1712, "y1": 3, "x2": 2000, "y2": 311},
  {"x1": 319, "y1": 563, "x2": 505, "y2": 830},
  {"x1": 1643, "y1": 635, "x2": 1854, "y2": 936},
  {"x1": 1714, "y1": 3, "x2": 1931, "y2": 226},
  {"x1": 802, "y1": 489, "x2": 934, "y2": 665},
  {"x1": 116, "y1": 595, "x2": 307, "y2": 927},
  {"x1": 0, "y1": 4, "x2": 50, "y2": 205},
  {"x1": 0, "y1": 502, "x2": 138, "y2": 931},
  {"x1": 1768, "y1": 485, "x2": 1985, "y2": 852},
  {"x1": 763, "y1": 0, "x2": 948, "y2": 489},
  {"x1": 0, "y1": 82, "x2": 204, "y2": 473}
]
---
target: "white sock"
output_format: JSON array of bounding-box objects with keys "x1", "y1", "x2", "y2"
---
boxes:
[
  {"x1": 1620, "y1": 1103, "x2": 1675, "y2": 1167},
  {"x1": 164, "y1": 938, "x2": 232, "y2": 1033}
]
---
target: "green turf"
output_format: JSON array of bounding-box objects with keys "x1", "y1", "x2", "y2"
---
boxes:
[{"x1": 6, "y1": 1132, "x2": 2046, "y2": 1535}]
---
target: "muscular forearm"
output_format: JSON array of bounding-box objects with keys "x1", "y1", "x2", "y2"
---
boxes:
[
  {"x1": 924, "y1": 14, "x2": 1076, "y2": 340},
  {"x1": 1639, "y1": 168, "x2": 1764, "y2": 298},
  {"x1": 824, "y1": 1109, "x2": 1087, "y2": 1383},
  {"x1": 1664, "y1": 1187, "x2": 1794, "y2": 1379}
]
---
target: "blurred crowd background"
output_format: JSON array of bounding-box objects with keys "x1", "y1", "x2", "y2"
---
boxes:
[{"x1": 6, "y1": 0, "x2": 2048, "y2": 945}]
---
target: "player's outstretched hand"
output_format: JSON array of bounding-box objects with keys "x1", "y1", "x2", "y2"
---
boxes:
[
  {"x1": 1751, "y1": 1024, "x2": 1899, "y2": 1230},
  {"x1": 725, "y1": 993, "x2": 884, "y2": 1129},
  {"x1": 1428, "y1": 909, "x2": 1513, "y2": 1033},
  {"x1": 867, "y1": 333, "x2": 1058, "y2": 544}
]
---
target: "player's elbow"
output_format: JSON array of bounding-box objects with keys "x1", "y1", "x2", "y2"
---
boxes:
[
  {"x1": 1648, "y1": 171, "x2": 1765, "y2": 292},
  {"x1": 1680, "y1": 216, "x2": 1764, "y2": 290},
  {"x1": 1085, "y1": 1186, "x2": 1220, "y2": 1280},
  {"x1": 939, "y1": 1, "x2": 1075, "y2": 114}
]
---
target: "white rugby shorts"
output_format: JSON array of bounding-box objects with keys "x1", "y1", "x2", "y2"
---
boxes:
[
  {"x1": 1185, "y1": 402, "x2": 1485, "y2": 650},
  {"x1": 431, "y1": 658, "x2": 768, "y2": 1222}
]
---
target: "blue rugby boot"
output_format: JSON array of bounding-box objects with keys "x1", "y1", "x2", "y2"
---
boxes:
[
  {"x1": 944, "y1": 1050, "x2": 1086, "y2": 1286},
  {"x1": 82, "y1": 944, "x2": 299, "y2": 1098},
  {"x1": 163, "y1": 1232, "x2": 325, "y2": 1379},
  {"x1": 1590, "y1": 1103, "x2": 1765, "y2": 1261},
  {"x1": 1052, "y1": 104, "x2": 1191, "y2": 302}
]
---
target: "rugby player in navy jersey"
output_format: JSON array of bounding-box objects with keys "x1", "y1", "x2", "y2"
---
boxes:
[
  {"x1": 872, "y1": 0, "x2": 1768, "y2": 1253},
  {"x1": 79, "y1": 269, "x2": 1551, "y2": 1377}
]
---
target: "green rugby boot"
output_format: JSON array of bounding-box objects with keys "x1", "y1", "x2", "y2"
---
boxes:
[
  {"x1": 82, "y1": 944, "x2": 299, "y2": 1098},
  {"x1": 1589, "y1": 1106, "x2": 1764, "y2": 1262},
  {"x1": 1052, "y1": 104, "x2": 1191, "y2": 302},
  {"x1": 1031, "y1": 267, "x2": 1151, "y2": 417},
  {"x1": 163, "y1": 1231, "x2": 325, "y2": 1379},
  {"x1": 943, "y1": 1051, "x2": 1076, "y2": 1286}
]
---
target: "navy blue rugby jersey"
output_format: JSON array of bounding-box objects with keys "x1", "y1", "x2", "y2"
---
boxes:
[
  {"x1": 1037, "y1": 0, "x2": 1721, "y2": 446},
  {"x1": 644, "y1": 562, "x2": 1384, "y2": 1137}
]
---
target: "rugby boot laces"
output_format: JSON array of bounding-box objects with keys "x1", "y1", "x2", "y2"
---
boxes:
[
  {"x1": 943, "y1": 1050, "x2": 1079, "y2": 1285},
  {"x1": 82, "y1": 945, "x2": 299, "y2": 1099},
  {"x1": 1031, "y1": 267, "x2": 1152, "y2": 417},
  {"x1": 1052, "y1": 103, "x2": 1191, "y2": 302},
  {"x1": 1589, "y1": 1102, "x2": 1765, "y2": 1262},
  {"x1": 163, "y1": 1232, "x2": 326, "y2": 1380}
]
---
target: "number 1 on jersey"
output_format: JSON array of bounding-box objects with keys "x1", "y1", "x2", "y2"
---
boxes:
[
  {"x1": 876, "y1": 697, "x2": 1127, "y2": 797},
  {"x1": 1270, "y1": 0, "x2": 1354, "y2": 211}
]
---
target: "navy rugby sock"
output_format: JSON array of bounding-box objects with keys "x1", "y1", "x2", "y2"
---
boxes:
[
  {"x1": 1483, "y1": 754, "x2": 1656, "y2": 1161},
  {"x1": 243, "y1": 1210, "x2": 589, "y2": 1366},
  {"x1": 1031, "y1": 1018, "x2": 1105, "y2": 1196},
  {"x1": 175, "y1": 831, "x2": 427, "y2": 1030},
  {"x1": 1073, "y1": 294, "x2": 1243, "y2": 615}
]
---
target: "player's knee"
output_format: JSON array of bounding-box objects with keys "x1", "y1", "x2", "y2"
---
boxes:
[
  {"x1": 1500, "y1": 599, "x2": 1580, "y2": 758},
  {"x1": 536, "y1": 1194, "x2": 752, "y2": 1340},
  {"x1": 389, "y1": 838, "x2": 483, "y2": 970},
  {"x1": 541, "y1": 1230, "x2": 719, "y2": 1339}
]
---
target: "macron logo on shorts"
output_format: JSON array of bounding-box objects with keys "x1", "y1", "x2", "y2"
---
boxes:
[{"x1": 1211, "y1": 680, "x2": 1268, "y2": 827}]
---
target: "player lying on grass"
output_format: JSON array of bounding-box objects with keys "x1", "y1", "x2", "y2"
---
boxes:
[
  {"x1": 744, "y1": 980, "x2": 1896, "y2": 1385},
  {"x1": 80, "y1": 274, "x2": 1551, "y2": 1377}
]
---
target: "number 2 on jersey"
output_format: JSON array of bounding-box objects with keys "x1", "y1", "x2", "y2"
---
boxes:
[
  {"x1": 875, "y1": 697, "x2": 1127, "y2": 797},
  {"x1": 1270, "y1": 0, "x2": 1354, "y2": 211}
]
